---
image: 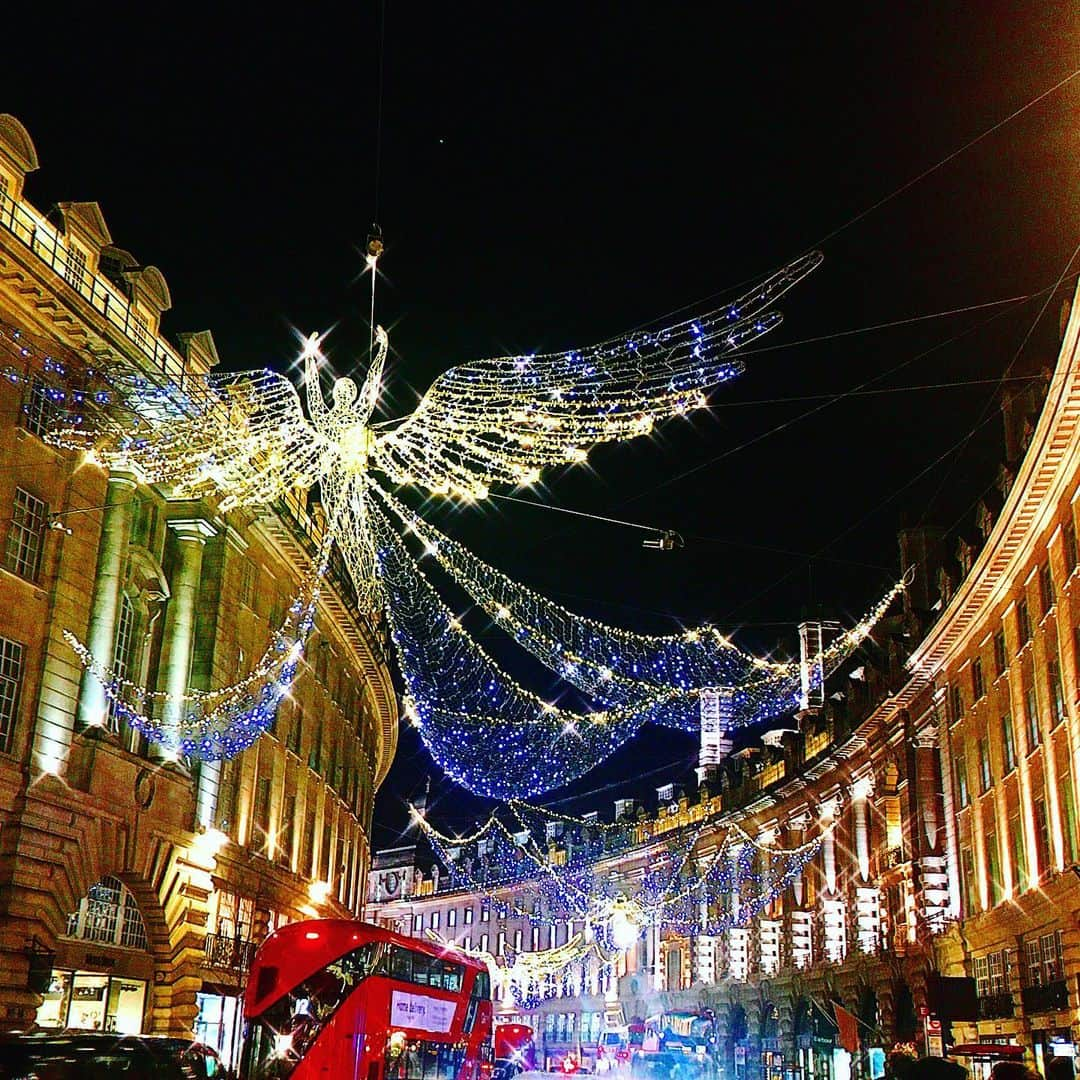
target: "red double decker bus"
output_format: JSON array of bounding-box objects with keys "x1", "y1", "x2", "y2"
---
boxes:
[{"x1": 240, "y1": 920, "x2": 493, "y2": 1080}]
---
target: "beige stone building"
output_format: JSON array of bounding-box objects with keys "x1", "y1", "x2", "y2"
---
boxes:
[
  {"x1": 0, "y1": 114, "x2": 397, "y2": 1067},
  {"x1": 371, "y1": 287, "x2": 1080, "y2": 1079}
]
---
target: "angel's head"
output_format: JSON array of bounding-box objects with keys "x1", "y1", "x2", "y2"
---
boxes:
[{"x1": 332, "y1": 377, "x2": 359, "y2": 410}]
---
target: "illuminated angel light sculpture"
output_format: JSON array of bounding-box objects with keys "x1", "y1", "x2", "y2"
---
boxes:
[{"x1": 7, "y1": 249, "x2": 899, "y2": 792}]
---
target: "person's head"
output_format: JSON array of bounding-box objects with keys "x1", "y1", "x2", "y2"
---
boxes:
[
  {"x1": 988, "y1": 1061, "x2": 1039, "y2": 1080},
  {"x1": 1047, "y1": 1057, "x2": 1075, "y2": 1080}
]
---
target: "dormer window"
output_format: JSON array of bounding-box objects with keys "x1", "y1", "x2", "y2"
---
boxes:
[{"x1": 656, "y1": 783, "x2": 674, "y2": 803}]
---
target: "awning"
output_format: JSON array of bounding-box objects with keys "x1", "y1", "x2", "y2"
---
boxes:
[{"x1": 949, "y1": 1044, "x2": 1025, "y2": 1059}]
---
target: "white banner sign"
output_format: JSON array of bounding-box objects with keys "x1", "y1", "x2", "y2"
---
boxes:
[{"x1": 390, "y1": 990, "x2": 457, "y2": 1034}]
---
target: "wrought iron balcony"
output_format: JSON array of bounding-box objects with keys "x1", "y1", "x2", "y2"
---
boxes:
[
  {"x1": 203, "y1": 932, "x2": 257, "y2": 972},
  {"x1": 1021, "y1": 980, "x2": 1069, "y2": 1014},
  {"x1": 977, "y1": 992, "x2": 1014, "y2": 1019}
]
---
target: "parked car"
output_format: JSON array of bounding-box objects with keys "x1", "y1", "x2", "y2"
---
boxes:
[{"x1": 0, "y1": 1031, "x2": 221, "y2": 1079}]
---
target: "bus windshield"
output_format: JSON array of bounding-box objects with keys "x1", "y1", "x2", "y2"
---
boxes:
[{"x1": 244, "y1": 942, "x2": 382, "y2": 1078}]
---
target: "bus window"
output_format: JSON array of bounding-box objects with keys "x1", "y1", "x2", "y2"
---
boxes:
[
  {"x1": 387, "y1": 1037, "x2": 467, "y2": 1080},
  {"x1": 390, "y1": 946, "x2": 414, "y2": 982}
]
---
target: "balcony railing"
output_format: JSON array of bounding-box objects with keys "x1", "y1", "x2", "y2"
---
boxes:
[
  {"x1": 1021, "y1": 980, "x2": 1069, "y2": 1014},
  {"x1": 0, "y1": 189, "x2": 188, "y2": 385},
  {"x1": 203, "y1": 932, "x2": 257, "y2": 972},
  {"x1": 977, "y1": 992, "x2": 1015, "y2": 1019}
]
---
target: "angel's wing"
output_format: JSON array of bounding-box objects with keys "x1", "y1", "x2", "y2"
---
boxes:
[
  {"x1": 71, "y1": 368, "x2": 337, "y2": 512},
  {"x1": 373, "y1": 252, "x2": 821, "y2": 497}
]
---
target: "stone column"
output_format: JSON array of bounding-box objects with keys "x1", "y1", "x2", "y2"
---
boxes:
[
  {"x1": 155, "y1": 520, "x2": 217, "y2": 787},
  {"x1": 74, "y1": 471, "x2": 138, "y2": 731},
  {"x1": 852, "y1": 779, "x2": 872, "y2": 883}
]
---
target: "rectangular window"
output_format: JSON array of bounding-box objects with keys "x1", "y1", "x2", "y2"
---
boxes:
[
  {"x1": 1033, "y1": 797, "x2": 1052, "y2": 879},
  {"x1": 0, "y1": 635, "x2": 24, "y2": 754},
  {"x1": 308, "y1": 720, "x2": 322, "y2": 771},
  {"x1": 949, "y1": 684, "x2": 964, "y2": 725},
  {"x1": 532, "y1": 926, "x2": 540, "y2": 951},
  {"x1": 303, "y1": 805, "x2": 316, "y2": 877},
  {"x1": 288, "y1": 706, "x2": 303, "y2": 755},
  {"x1": 1010, "y1": 813, "x2": 1027, "y2": 893},
  {"x1": 989, "y1": 949, "x2": 1009, "y2": 994},
  {"x1": 215, "y1": 761, "x2": 239, "y2": 836},
  {"x1": 1001, "y1": 715, "x2": 1016, "y2": 772},
  {"x1": 4, "y1": 487, "x2": 47, "y2": 581},
  {"x1": 973, "y1": 955, "x2": 989, "y2": 998},
  {"x1": 432, "y1": 911, "x2": 440, "y2": 930},
  {"x1": 1059, "y1": 764, "x2": 1079, "y2": 864},
  {"x1": 978, "y1": 739, "x2": 993, "y2": 792},
  {"x1": 1040, "y1": 563, "x2": 1056, "y2": 614},
  {"x1": 320, "y1": 819, "x2": 332, "y2": 880},
  {"x1": 985, "y1": 829, "x2": 1002, "y2": 907},
  {"x1": 464, "y1": 907, "x2": 474, "y2": 925},
  {"x1": 993, "y1": 629, "x2": 1007, "y2": 676},
  {"x1": 514, "y1": 929, "x2": 523, "y2": 951},
  {"x1": 479, "y1": 933, "x2": 489, "y2": 953},
  {"x1": 961, "y1": 847, "x2": 977, "y2": 914},
  {"x1": 22, "y1": 376, "x2": 58, "y2": 439},
  {"x1": 281, "y1": 793, "x2": 297, "y2": 867},
  {"x1": 1048, "y1": 658, "x2": 1066, "y2": 727},
  {"x1": 254, "y1": 775, "x2": 272, "y2": 849},
  {"x1": 1017, "y1": 598, "x2": 1032, "y2": 645},
  {"x1": 954, "y1": 751, "x2": 969, "y2": 809},
  {"x1": 130, "y1": 306, "x2": 150, "y2": 347},
  {"x1": 447, "y1": 908, "x2": 457, "y2": 928},
  {"x1": 63, "y1": 244, "x2": 87, "y2": 291},
  {"x1": 971, "y1": 657, "x2": 985, "y2": 701},
  {"x1": 480, "y1": 904, "x2": 490, "y2": 922},
  {"x1": 1025, "y1": 686, "x2": 1041, "y2": 749},
  {"x1": 1040, "y1": 932, "x2": 1063, "y2": 983},
  {"x1": 413, "y1": 913, "x2": 423, "y2": 933},
  {"x1": 1026, "y1": 939, "x2": 1043, "y2": 987},
  {"x1": 109, "y1": 594, "x2": 137, "y2": 736},
  {"x1": 497, "y1": 931, "x2": 506, "y2": 955},
  {"x1": 1065, "y1": 519, "x2": 1078, "y2": 573},
  {"x1": 239, "y1": 559, "x2": 256, "y2": 607}
]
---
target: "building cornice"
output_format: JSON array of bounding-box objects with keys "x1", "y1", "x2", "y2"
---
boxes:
[{"x1": 907, "y1": 282, "x2": 1080, "y2": 679}]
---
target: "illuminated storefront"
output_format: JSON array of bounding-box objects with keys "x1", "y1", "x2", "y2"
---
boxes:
[{"x1": 37, "y1": 970, "x2": 147, "y2": 1033}]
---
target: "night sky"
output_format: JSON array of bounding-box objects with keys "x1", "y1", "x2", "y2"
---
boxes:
[{"x1": 6, "y1": 4, "x2": 1079, "y2": 844}]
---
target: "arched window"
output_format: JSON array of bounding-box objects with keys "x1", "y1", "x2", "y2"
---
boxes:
[{"x1": 65, "y1": 876, "x2": 149, "y2": 951}]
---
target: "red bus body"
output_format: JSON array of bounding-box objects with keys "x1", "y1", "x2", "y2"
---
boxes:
[
  {"x1": 240, "y1": 920, "x2": 493, "y2": 1080},
  {"x1": 494, "y1": 1023, "x2": 537, "y2": 1070}
]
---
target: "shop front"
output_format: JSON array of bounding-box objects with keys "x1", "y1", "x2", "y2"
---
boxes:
[
  {"x1": 34, "y1": 875, "x2": 156, "y2": 1035},
  {"x1": 195, "y1": 989, "x2": 244, "y2": 1071},
  {"x1": 1031, "y1": 1027, "x2": 1077, "y2": 1078},
  {"x1": 37, "y1": 969, "x2": 148, "y2": 1033}
]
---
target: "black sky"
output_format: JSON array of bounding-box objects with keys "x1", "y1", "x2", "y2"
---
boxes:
[{"x1": 6, "y1": 3, "x2": 1080, "y2": 842}]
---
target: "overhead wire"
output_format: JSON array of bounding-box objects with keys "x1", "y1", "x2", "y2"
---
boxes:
[{"x1": 616, "y1": 66, "x2": 1080, "y2": 335}]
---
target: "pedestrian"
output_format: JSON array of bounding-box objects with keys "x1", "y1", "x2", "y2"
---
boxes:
[
  {"x1": 1046, "y1": 1059, "x2": 1074, "y2": 1080},
  {"x1": 988, "y1": 1062, "x2": 1040, "y2": 1080}
]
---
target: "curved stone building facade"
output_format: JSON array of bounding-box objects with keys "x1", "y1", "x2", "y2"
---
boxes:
[
  {"x1": 371, "y1": 287, "x2": 1080, "y2": 1077},
  {"x1": 0, "y1": 115, "x2": 397, "y2": 1066}
]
